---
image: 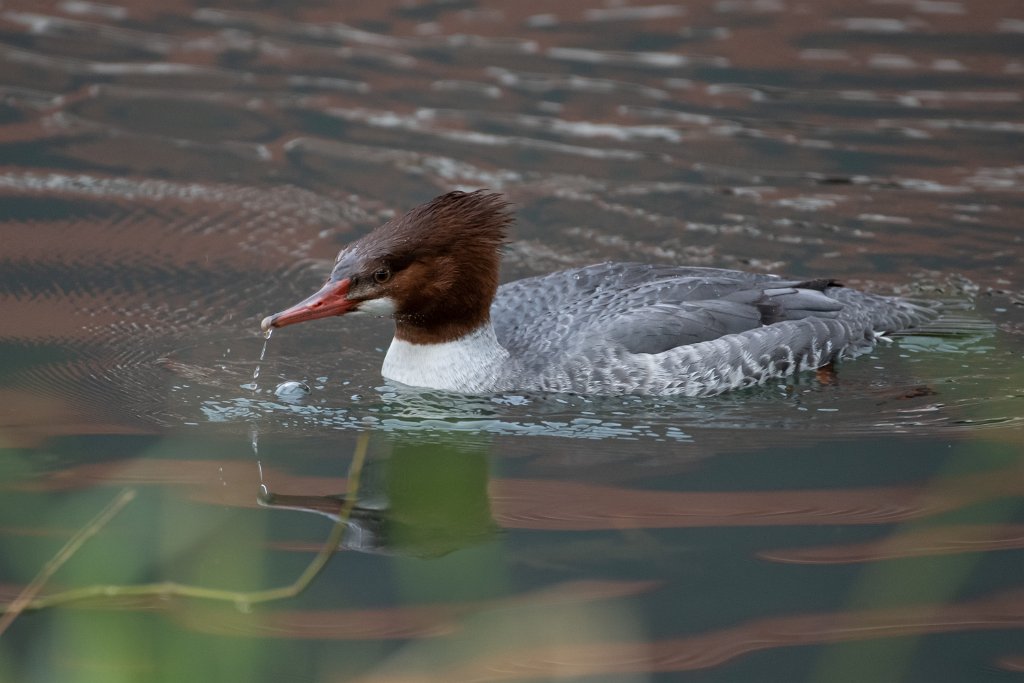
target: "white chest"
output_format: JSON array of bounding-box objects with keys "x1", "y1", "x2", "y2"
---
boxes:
[{"x1": 380, "y1": 325, "x2": 510, "y2": 393}]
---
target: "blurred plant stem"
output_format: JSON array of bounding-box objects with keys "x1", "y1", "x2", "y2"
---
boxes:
[
  {"x1": 0, "y1": 432, "x2": 369, "y2": 620},
  {"x1": 0, "y1": 488, "x2": 137, "y2": 636}
]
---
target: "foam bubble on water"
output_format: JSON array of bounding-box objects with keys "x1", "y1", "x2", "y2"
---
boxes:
[{"x1": 275, "y1": 380, "x2": 311, "y2": 399}]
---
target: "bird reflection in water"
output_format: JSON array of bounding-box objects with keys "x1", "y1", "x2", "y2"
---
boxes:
[{"x1": 259, "y1": 437, "x2": 498, "y2": 558}]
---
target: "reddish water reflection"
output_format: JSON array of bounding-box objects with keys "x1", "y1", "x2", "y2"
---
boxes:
[{"x1": 339, "y1": 590, "x2": 1024, "y2": 681}]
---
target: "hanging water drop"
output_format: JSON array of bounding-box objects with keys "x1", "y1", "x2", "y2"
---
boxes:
[{"x1": 250, "y1": 328, "x2": 273, "y2": 392}]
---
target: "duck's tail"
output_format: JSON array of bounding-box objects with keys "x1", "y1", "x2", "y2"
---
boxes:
[
  {"x1": 650, "y1": 291, "x2": 990, "y2": 397},
  {"x1": 884, "y1": 298, "x2": 994, "y2": 338}
]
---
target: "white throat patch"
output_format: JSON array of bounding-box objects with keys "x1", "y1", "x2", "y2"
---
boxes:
[
  {"x1": 381, "y1": 325, "x2": 509, "y2": 393},
  {"x1": 353, "y1": 296, "x2": 397, "y2": 317}
]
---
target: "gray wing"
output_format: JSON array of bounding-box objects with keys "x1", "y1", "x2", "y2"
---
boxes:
[
  {"x1": 492, "y1": 263, "x2": 847, "y2": 356},
  {"x1": 494, "y1": 262, "x2": 783, "y2": 321},
  {"x1": 602, "y1": 287, "x2": 844, "y2": 354}
]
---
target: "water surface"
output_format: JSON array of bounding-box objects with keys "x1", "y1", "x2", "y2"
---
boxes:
[{"x1": 1, "y1": 0, "x2": 1022, "y2": 681}]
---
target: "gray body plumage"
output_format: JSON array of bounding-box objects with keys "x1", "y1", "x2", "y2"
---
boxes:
[{"x1": 485, "y1": 262, "x2": 936, "y2": 396}]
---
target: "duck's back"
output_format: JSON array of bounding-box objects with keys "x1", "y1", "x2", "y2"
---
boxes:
[{"x1": 490, "y1": 262, "x2": 936, "y2": 395}]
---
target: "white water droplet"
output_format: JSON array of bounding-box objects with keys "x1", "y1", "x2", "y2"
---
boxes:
[
  {"x1": 251, "y1": 331, "x2": 273, "y2": 392},
  {"x1": 275, "y1": 380, "x2": 311, "y2": 399}
]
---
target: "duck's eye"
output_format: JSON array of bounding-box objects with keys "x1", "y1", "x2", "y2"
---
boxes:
[{"x1": 373, "y1": 267, "x2": 391, "y2": 284}]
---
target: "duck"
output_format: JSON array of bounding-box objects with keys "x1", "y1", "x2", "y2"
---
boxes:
[{"x1": 261, "y1": 190, "x2": 936, "y2": 396}]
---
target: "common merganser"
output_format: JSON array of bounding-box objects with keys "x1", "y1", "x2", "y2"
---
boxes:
[{"x1": 261, "y1": 190, "x2": 936, "y2": 396}]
